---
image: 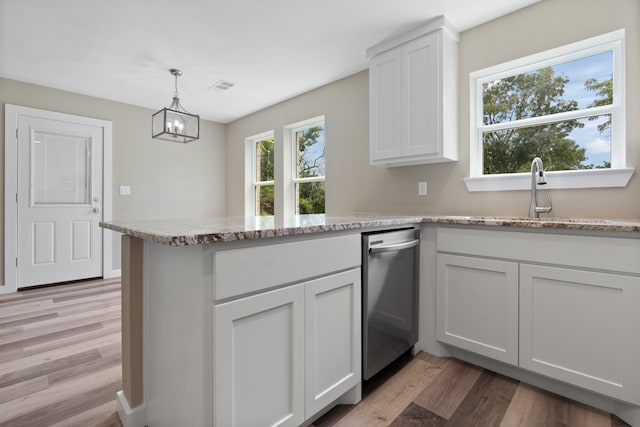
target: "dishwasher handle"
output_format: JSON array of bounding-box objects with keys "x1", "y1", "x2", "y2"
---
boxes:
[{"x1": 369, "y1": 238, "x2": 420, "y2": 254}]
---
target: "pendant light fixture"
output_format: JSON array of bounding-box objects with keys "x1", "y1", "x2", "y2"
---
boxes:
[{"x1": 152, "y1": 69, "x2": 200, "y2": 143}]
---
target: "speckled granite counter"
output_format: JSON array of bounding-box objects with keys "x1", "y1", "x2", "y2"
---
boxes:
[
  {"x1": 100, "y1": 214, "x2": 640, "y2": 246},
  {"x1": 427, "y1": 215, "x2": 640, "y2": 233},
  {"x1": 100, "y1": 214, "x2": 424, "y2": 245}
]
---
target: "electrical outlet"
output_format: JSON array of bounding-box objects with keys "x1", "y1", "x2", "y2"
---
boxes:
[
  {"x1": 119, "y1": 185, "x2": 131, "y2": 196},
  {"x1": 418, "y1": 181, "x2": 428, "y2": 196}
]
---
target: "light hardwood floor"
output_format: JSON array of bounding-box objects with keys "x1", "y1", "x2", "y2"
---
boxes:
[
  {"x1": 0, "y1": 278, "x2": 631, "y2": 427},
  {"x1": 0, "y1": 278, "x2": 122, "y2": 427}
]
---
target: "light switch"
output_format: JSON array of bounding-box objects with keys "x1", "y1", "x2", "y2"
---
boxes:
[
  {"x1": 119, "y1": 185, "x2": 131, "y2": 196},
  {"x1": 418, "y1": 181, "x2": 428, "y2": 196}
]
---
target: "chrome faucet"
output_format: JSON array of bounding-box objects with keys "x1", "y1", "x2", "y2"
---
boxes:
[{"x1": 529, "y1": 157, "x2": 552, "y2": 218}]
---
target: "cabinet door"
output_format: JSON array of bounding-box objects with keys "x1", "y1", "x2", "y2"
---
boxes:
[
  {"x1": 369, "y1": 47, "x2": 402, "y2": 162},
  {"x1": 305, "y1": 269, "x2": 361, "y2": 417},
  {"x1": 436, "y1": 254, "x2": 519, "y2": 365},
  {"x1": 402, "y1": 32, "x2": 439, "y2": 158},
  {"x1": 520, "y1": 264, "x2": 640, "y2": 405},
  {"x1": 214, "y1": 284, "x2": 305, "y2": 427}
]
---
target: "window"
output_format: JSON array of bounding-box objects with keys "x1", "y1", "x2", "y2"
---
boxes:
[
  {"x1": 244, "y1": 116, "x2": 326, "y2": 217},
  {"x1": 251, "y1": 132, "x2": 274, "y2": 216},
  {"x1": 466, "y1": 29, "x2": 632, "y2": 192},
  {"x1": 291, "y1": 120, "x2": 325, "y2": 214}
]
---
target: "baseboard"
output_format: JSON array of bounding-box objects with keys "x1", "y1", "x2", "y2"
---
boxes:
[
  {"x1": 116, "y1": 390, "x2": 146, "y2": 427},
  {"x1": 337, "y1": 381, "x2": 362, "y2": 405},
  {"x1": 104, "y1": 269, "x2": 122, "y2": 279},
  {"x1": 0, "y1": 284, "x2": 17, "y2": 294},
  {"x1": 301, "y1": 382, "x2": 362, "y2": 427},
  {"x1": 615, "y1": 402, "x2": 640, "y2": 427}
]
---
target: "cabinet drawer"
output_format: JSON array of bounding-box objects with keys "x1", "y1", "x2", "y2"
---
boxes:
[
  {"x1": 437, "y1": 227, "x2": 640, "y2": 274},
  {"x1": 213, "y1": 234, "x2": 361, "y2": 300}
]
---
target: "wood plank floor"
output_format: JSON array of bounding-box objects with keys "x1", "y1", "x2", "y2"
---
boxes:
[
  {"x1": 313, "y1": 352, "x2": 631, "y2": 427},
  {"x1": 0, "y1": 278, "x2": 123, "y2": 427},
  {"x1": 0, "y1": 278, "x2": 631, "y2": 427}
]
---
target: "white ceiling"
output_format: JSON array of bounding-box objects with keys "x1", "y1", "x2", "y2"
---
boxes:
[{"x1": 0, "y1": 0, "x2": 539, "y2": 124}]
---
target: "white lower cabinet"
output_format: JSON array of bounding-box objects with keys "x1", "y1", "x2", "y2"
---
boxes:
[
  {"x1": 435, "y1": 227, "x2": 640, "y2": 406},
  {"x1": 305, "y1": 269, "x2": 361, "y2": 417},
  {"x1": 519, "y1": 264, "x2": 640, "y2": 405},
  {"x1": 214, "y1": 268, "x2": 361, "y2": 427},
  {"x1": 214, "y1": 283, "x2": 305, "y2": 427},
  {"x1": 436, "y1": 254, "x2": 519, "y2": 365}
]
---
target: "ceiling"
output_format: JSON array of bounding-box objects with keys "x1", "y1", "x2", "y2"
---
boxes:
[{"x1": 0, "y1": 0, "x2": 539, "y2": 124}]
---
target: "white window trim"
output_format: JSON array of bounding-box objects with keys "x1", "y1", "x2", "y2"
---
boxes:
[
  {"x1": 244, "y1": 130, "x2": 274, "y2": 216},
  {"x1": 465, "y1": 29, "x2": 632, "y2": 192},
  {"x1": 286, "y1": 116, "x2": 325, "y2": 215},
  {"x1": 295, "y1": 176, "x2": 325, "y2": 184}
]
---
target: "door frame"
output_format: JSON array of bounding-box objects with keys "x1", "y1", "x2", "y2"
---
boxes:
[{"x1": 3, "y1": 104, "x2": 115, "y2": 294}]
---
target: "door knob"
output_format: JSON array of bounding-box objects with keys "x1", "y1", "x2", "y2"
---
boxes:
[{"x1": 93, "y1": 207, "x2": 100, "y2": 213}]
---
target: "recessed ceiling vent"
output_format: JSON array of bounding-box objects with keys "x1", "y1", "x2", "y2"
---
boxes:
[{"x1": 208, "y1": 80, "x2": 235, "y2": 91}]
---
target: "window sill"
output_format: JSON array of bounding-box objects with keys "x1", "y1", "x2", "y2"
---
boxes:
[{"x1": 464, "y1": 168, "x2": 635, "y2": 192}]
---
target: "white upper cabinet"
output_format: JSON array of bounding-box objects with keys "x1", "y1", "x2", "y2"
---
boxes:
[
  {"x1": 369, "y1": 48, "x2": 402, "y2": 160},
  {"x1": 368, "y1": 16, "x2": 459, "y2": 167}
]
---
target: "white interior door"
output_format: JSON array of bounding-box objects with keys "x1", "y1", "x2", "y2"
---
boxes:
[{"x1": 16, "y1": 115, "x2": 103, "y2": 287}]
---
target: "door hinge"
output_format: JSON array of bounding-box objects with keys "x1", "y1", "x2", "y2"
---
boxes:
[
  {"x1": 15, "y1": 128, "x2": 18, "y2": 139},
  {"x1": 15, "y1": 193, "x2": 18, "y2": 203},
  {"x1": 16, "y1": 257, "x2": 18, "y2": 267}
]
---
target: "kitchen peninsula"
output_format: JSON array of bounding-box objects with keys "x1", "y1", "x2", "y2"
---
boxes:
[{"x1": 101, "y1": 214, "x2": 640, "y2": 427}]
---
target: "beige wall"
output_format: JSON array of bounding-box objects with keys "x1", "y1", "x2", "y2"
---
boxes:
[
  {"x1": 226, "y1": 71, "x2": 371, "y2": 216},
  {"x1": 226, "y1": 0, "x2": 640, "y2": 219},
  {"x1": 3, "y1": 0, "x2": 638, "y2": 287},
  {"x1": 1, "y1": 77, "x2": 227, "y2": 282}
]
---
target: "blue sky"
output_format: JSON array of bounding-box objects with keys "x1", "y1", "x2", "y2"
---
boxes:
[
  {"x1": 556, "y1": 51, "x2": 612, "y2": 109},
  {"x1": 299, "y1": 127, "x2": 326, "y2": 176}
]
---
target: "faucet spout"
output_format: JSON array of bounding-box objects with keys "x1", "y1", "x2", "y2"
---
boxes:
[{"x1": 529, "y1": 157, "x2": 552, "y2": 218}]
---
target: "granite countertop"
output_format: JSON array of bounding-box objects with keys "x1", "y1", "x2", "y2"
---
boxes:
[
  {"x1": 100, "y1": 214, "x2": 423, "y2": 246},
  {"x1": 100, "y1": 214, "x2": 640, "y2": 246}
]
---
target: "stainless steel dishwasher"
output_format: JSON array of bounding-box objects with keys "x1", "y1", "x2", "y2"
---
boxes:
[{"x1": 362, "y1": 227, "x2": 420, "y2": 380}]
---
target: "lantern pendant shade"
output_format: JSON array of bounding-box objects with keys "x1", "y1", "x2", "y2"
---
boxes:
[
  {"x1": 152, "y1": 105, "x2": 199, "y2": 143},
  {"x1": 152, "y1": 69, "x2": 200, "y2": 143}
]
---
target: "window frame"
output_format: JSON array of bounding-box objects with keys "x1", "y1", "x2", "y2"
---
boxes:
[
  {"x1": 465, "y1": 29, "x2": 632, "y2": 192},
  {"x1": 289, "y1": 117, "x2": 326, "y2": 215},
  {"x1": 247, "y1": 130, "x2": 275, "y2": 216}
]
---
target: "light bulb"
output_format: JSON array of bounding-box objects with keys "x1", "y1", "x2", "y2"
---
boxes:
[{"x1": 174, "y1": 118, "x2": 185, "y2": 134}]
